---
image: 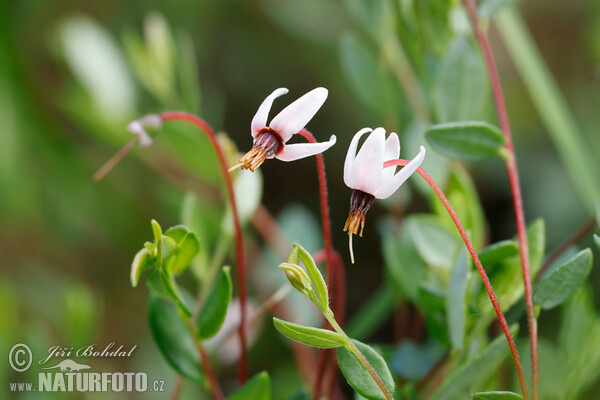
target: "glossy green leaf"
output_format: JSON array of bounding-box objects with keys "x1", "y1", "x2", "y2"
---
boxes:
[
  {"x1": 158, "y1": 235, "x2": 177, "y2": 268},
  {"x1": 534, "y1": 249, "x2": 593, "y2": 309},
  {"x1": 447, "y1": 248, "x2": 469, "y2": 349},
  {"x1": 472, "y1": 392, "x2": 523, "y2": 400},
  {"x1": 292, "y1": 242, "x2": 328, "y2": 308},
  {"x1": 338, "y1": 340, "x2": 395, "y2": 400},
  {"x1": 151, "y1": 219, "x2": 163, "y2": 244},
  {"x1": 147, "y1": 295, "x2": 204, "y2": 383},
  {"x1": 273, "y1": 318, "x2": 346, "y2": 348},
  {"x1": 228, "y1": 371, "x2": 270, "y2": 400},
  {"x1": 434, "y1": 36, "x2": 488, "y2": 122},
  {"x1": 164, "y1": 225, "x2": 201, "y2": 275},
  {"x1": 425, "y1": 121, "x2": 505, "y2": 161},
  {"x1": 197, "y1": 267, "x2": 232, "y2": 339},
  {"x1": 478, "y1": 240, "x2": 519, "y2": 266},
  {"x1": 429, "y1": 325, "x2": 519, "y2": 400},
  {"x1": 130, "y1": 248, "x2": 153, "y2": 287}
]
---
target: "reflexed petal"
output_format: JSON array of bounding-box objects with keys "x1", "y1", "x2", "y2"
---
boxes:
[
  {"x1": 346, "y1": 127, "x2": 386, "y2": 194},
  {"x1": 382, "y1": 132, "x2": 400, "y2": 180},
  {"x1": 276, "y1": 135, "x2": 337, "y2": 162},
  {"x1": 343, "y1": 128, "x2": 372, "y2": 187},
  {"x1": 251, "y1": 88, "x2": 289, "y2": 138},
  {"x1": 269, "y1": 87, "x2": 328, "y2": 142},
  {"x1": 375, "y1": 146, "x2": 426, "y2": 199}
]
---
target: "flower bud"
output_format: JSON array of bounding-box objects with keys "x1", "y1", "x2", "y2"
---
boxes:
[{"x1": 279, "y1": 262, "x2": 311, "y2": 296}]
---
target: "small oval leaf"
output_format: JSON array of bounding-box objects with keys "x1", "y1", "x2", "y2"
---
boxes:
[
  {"x1": 147, "y1": 295, "x2": 204, "y2": 383},
  {"x1": 425, "y1": 121, "x2": 505, "y2": 160},
  {"x1": 478, "y1": 240, "x2": 519, "y2": 266},
  {"x1": 292, "y1": 243, "x2": 329, "y2": 308},
  {"x1": 533, "y1": 248, "x2": 593, "y2": 309},
  {"x1": 164, "y1": 225, "x2": 201, "y2": 275},
  {"x1": 338, "y1": 340, "x2": 395, "y2": 400},
  {"x1": 472, "y1": 391, "x2": 523, "y2": 400},
  {"x1": 131, "y1": 248, "x2": 153, "y2": 287},
  {"x1": 273, "y1": 318, "x2": 346, "y2": 348},
  {"x1": 197, "y1": 267, "x2": 233, "y2": 339},
  {"x1": 227, "y1": 371, "x2": 270, "y2": 400}
]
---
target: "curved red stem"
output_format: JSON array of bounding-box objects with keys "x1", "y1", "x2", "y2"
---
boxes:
[
  {"x1": 160, "y1": 112, "x2": 248, "y2": 384},
  {"x1": 461, "y1": 1, "x2": 536, "y2": 398},
  {"x1": 385, "y1": 159, "x2": 529, "y2": 400}
]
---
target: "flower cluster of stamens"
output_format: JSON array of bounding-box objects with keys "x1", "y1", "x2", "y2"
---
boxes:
[
  {"x1": 239, "y1": 129, "x2": 283, "y2": 171},
  {"x1": 343, "y1": 189, "x2": 375, "y2": 237}
]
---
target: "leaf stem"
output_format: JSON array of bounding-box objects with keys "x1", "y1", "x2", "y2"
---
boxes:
[
  {"x1": 160, "y1": 112, "x2": 248, "y2": 384},
  {"x1": 460, "y1": 2, "x2": 536, "y2": 398},
  {"x1": 323, "y1": 309, "x2": 393, "y2": 400},
  {"x1": 384, "y1": 159, "x2": 529, "y2": 400}
]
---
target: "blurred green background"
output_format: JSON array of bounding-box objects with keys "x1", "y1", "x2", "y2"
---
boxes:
[{"x1": 2, "y1": 0, "x2": 600, "y2": 398}]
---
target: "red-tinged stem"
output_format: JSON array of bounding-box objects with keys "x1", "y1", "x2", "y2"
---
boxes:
[
  {"x1": 461, "y1": 2, "x2": 536, "y2": 398},
  {"x1": 384, "y1": 160, "x2": 529, "y2": 400},
  {"x1": 199, "y1": 346, "x2": 225, "y2": 400},
  {"x1": 160, "y1": 112, "x2": 248, "y2": 384},
  {"x1": 297, "y1": 129, "x2": 341, "y2": 400}
]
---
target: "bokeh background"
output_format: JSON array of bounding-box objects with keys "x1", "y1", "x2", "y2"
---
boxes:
[{"x1": 2, "y1": 0, "x2": 600, "y2": 398}]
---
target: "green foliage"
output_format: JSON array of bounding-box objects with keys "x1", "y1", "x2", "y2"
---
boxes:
[
  {"x1": 272, "y1": 318, "x2": 346, "y2": 349},
  {"x1": 228, "y1": 371, "x2": 271, "y2": 400},
  {"x1": 471, "y1": 392, "x2": 523, "y2": 400},
  {"x1": 338, "y1": 340, "x2": 396, "y2": 400},
  {"x1": 197, "y1": 266, "x2": 232, "y2": 339},
  {"x1": 434, "y1": 35, "x2": 489, "y2": 122},
  {"x1": 534, "y1": 249, "x2": 593, "y2": 309},
  {"x1": 292, "y1": 242, "x2": 329, "y2": 308},
  {"x1": 478, "y1": 240, "x2": 519, "y2": 266},
  {"x1": 346, "y1": 285, "x2": 396, "y2": 341},
  {"x1": 425, "y1": 121, "x2": 506, "y2": 161},
  {"x1": 447, "y1": 247, "x2": 469, "y2": 349},
  {"x1": 147, "y1": 295, "x2": 204, "y2": 383}
]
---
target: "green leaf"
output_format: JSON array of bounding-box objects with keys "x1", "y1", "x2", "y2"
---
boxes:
[
  {"x1": 533, "y1": 249, "x2": 593, "y2": 309},
  {"x1": 594, "y1": 234, "x2": 600, "y2": 252},
  {"x1": 472, "y1": 392, "x2": 523, "y2": 400},
  {"x1": 158, "y1": 235, "x2": 177, "y2": 268},
  {"x1": 434, "y1": 36, "x2": 489, "y2": 123},
  {"x1": 526, "y1": 218, "x2": 546, "y2": 275},
  {"x1": 429, "y1": 325, "x2": 519, "y2": 400},
  {"x1": 151, "y1": 219, "x2": 163, "y2": 244},
  {"x1": 292, "y1": 243, "x2": 328, "y2": 308},
  {"x1": 164, "y1": 225, "x2": 201, "y2": 275},
  {"x1": 383, "y1": 226, "x2": 425, "y2": 302},
  {"x1": 130, "y1": 248, "x2": 153, "y2": 287},
  {"x1": 478, "y1": 240, "x2": 519, "y2": 266},
  {"x1": 391, "y1": 340, "x2": 445, "y2": 381},
  {"x1": 408, "y1": 215, "x2": 460, "y2": 270},
  {"x1": 338, "y1": 340, "x2": 395, "y2": 400},
  {"x1": 339, "y1": 34, "x2": 393, "y2": 114},
  {"x1": 425, "y1": 121, "x2": 505, "y2": 161},
  {"x1": 197, "y1": 267, "x2": 232, "y2": 339},
  {"x1": 147, "y1": 295, "x2": 204, "y2": 383},
  {"x1": 447, "y1": 248, "x2": 469, "y2": 349},
  {"x1": 273, "y1": 318, "x2": 346, "y2": 348},
  {"x1": 228, "y1": 371, "x2": 270, "y2": 400}
]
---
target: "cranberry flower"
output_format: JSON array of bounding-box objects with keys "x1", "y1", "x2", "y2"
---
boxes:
[
  {"x1": 343, "y1": 127, "x2": 426, "y2": 263},
  {"x1": 233, "y1": 87, "x2": 336, "y2": 172}
]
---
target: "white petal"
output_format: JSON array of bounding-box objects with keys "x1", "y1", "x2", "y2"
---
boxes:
[
  {"x1": 346, "y1": 127, "x2": 386, "y2": 195},
  {"x1": 343, "y1": 128, "x2": 372, "y2": 187},
  {"x1": 276, "y1": 135, "x2": 336, "y2": 162},
  {"x1": 251, "y1": 88, "x2": 289, "y2": 138},
  {"x1": 382, "y1": 132, "x2": 400, "y2": 180},
  {"x1": 375, "y1": 146, "x2": 426, "y2": 199},
  {"x1": 128, "y1": 120, "x2": 153, "y2": 147},
  {"x1": 269, "y1": 87, "x2": 328, "y2": 142}
]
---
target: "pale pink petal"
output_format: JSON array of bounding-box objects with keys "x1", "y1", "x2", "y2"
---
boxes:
[
  {"x1": 343, "y1": 128, "x2": 372, "y2": 187},
  {"x1": 269, "y1": 87, "x2": 328, "y2": 142},
  {"x1": 251, "y1": 88, "x2": 289, "y2": 138},
  {"x1": 375, "y1": 146, "x2": 426, "y2": 199},
  {"x1": 128, "y1": 120, "x2": 153, "y2": 147},
  {"x1": 276, "y1": 135, "x2": 337, "y2": 162},
  {"x1": 346, "y1": 127, "x2": 386, "y2": 194},
  {"x1": 382, "y1": 132, "x2": 400, "y2": 180}
]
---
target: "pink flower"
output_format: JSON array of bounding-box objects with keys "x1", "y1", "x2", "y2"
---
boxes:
[
  {"x1": 343, "y1": 127, "x2": 425, "y2": 262},
  {"x1": 236, "y1": 87, "x2": 336, "y2": 171}
]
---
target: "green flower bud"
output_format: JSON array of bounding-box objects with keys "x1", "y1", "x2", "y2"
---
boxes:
[{"x1": 279, "y1": 262, "x2": 312, "y2": 296}]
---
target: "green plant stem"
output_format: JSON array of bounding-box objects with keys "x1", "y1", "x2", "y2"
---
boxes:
[
  {"x1": 320, "y1": 307, "x2": 393, "y2": 400},
  {"x1": 384, "y1": 160, "x2": 529, "y2": 400},
  {"x1": 461, "y1": 2, "x2": 536, "y2": 398}
]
